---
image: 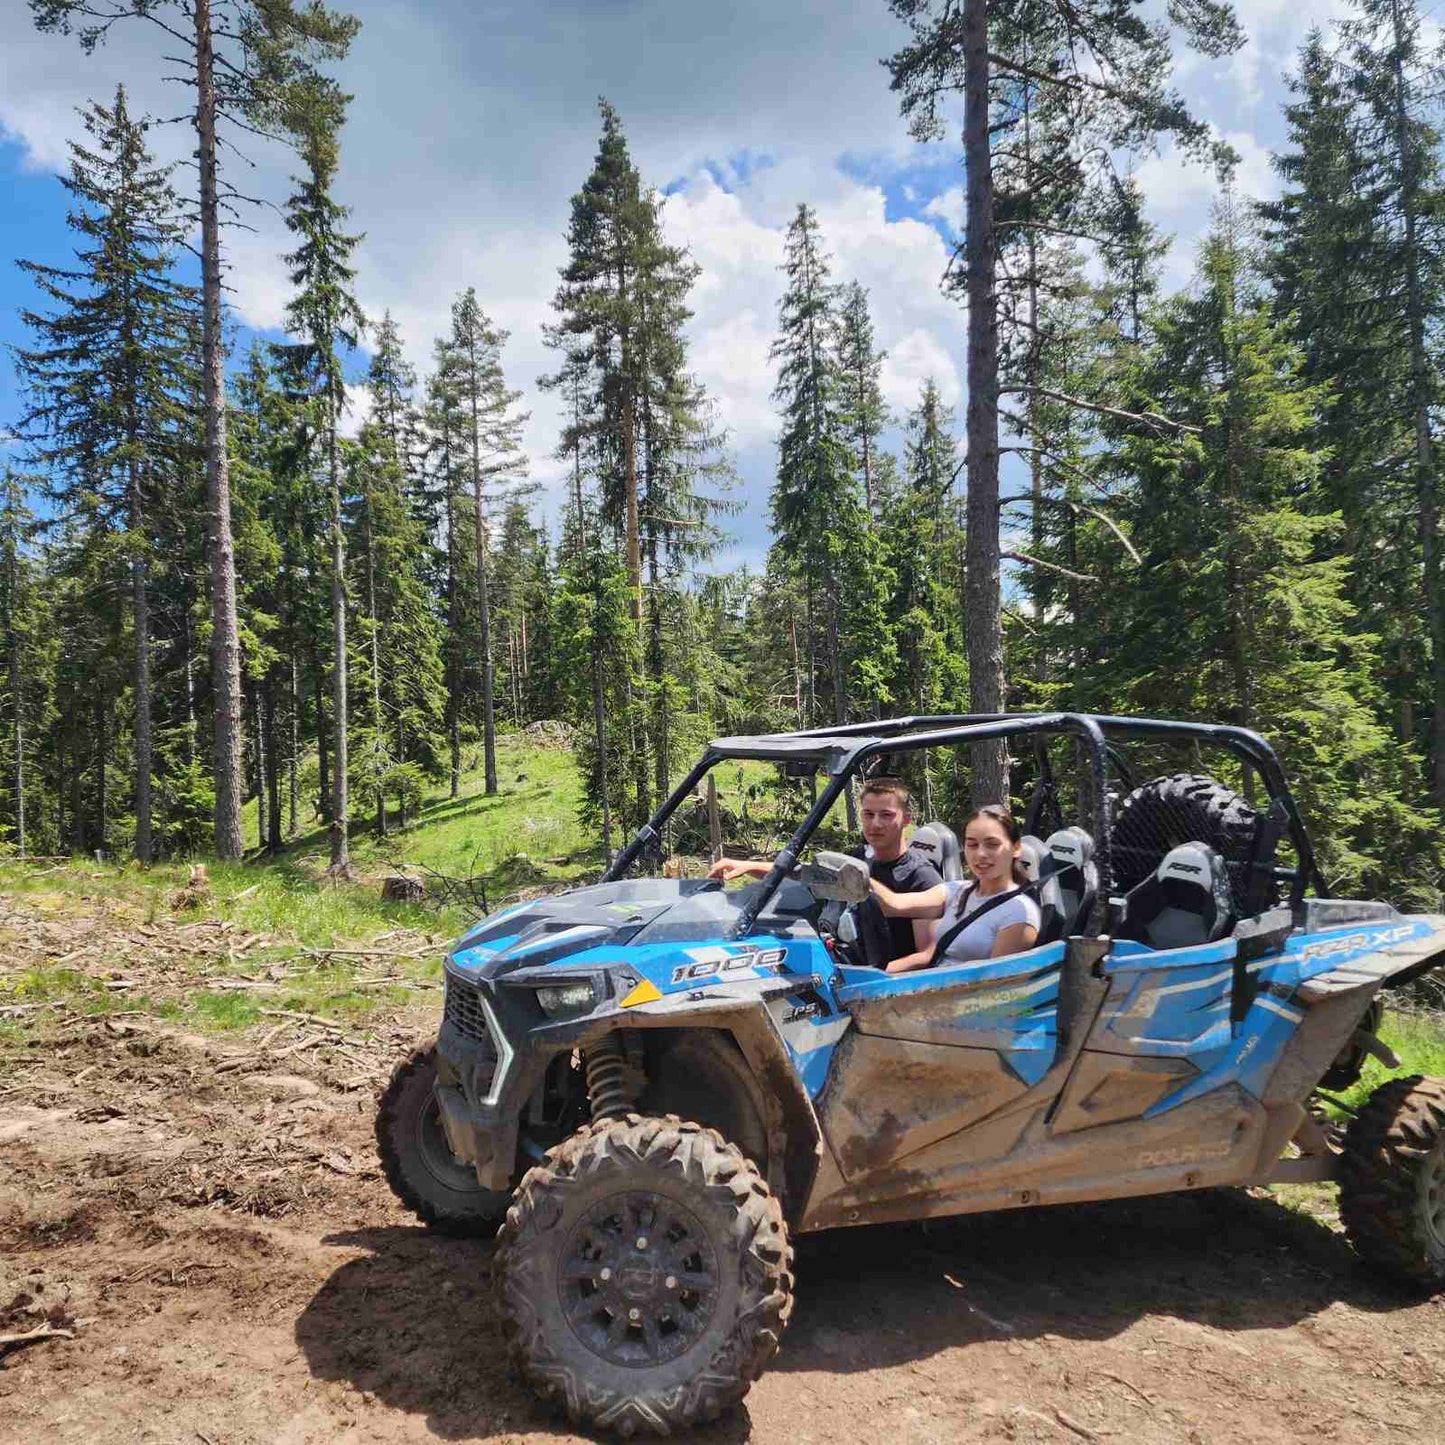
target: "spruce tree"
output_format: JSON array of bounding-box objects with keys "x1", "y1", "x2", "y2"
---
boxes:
[
  {"x1": 547, "y1": 101, "x2": 651, "y2": 622},
  {"x1": 422, "y1": 335, "x2": 474, "y2": 799},
  {"x1": 1119, "y1": 200, "x2": 1435, "y2": 895},
  {"x1": 768, "y1": 206, "x2": 889, "y2": 729},
  {"x1": 274, "y1": 101, "x2": 366, "y2": 872},
  {"x1": 833, "y1": 281, "x2": 893, "y2": 518},
  {"x1": 13, "y1": 88, "x2": 198, "y2": 863},
  {"x1": 30, "y1": 0, "x2": 361, "y2": 859},
  {"x1": 449, "y1": 289, "x2": 529, "y2": 796},
  {"x1": 886, "y1": 380, "x2": 965, "y2": 722},
  {"x1": 1342, "y1": 0, "x2": 1445, "y2": 803},
  {"x1": 0, "y1": 471, "x2": 53, "y2": 856},
  {"x1": 885, "y1": 0, "x2": 1243, "y2": 799},
  {"x1": 545, "y1": 100, "x2": 732, "y2": 822},
  {"x1": 346, "y1": 419, "x2": 446, "y2": 831}
]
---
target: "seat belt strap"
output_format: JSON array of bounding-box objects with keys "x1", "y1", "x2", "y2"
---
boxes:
[{"x1": 928, "y1": 884, "x2": 1034, "y2": 967}]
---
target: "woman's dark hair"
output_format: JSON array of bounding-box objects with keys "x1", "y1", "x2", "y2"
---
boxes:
[{"x1": 962, "y1": 804, "x2": 1030, "y2": 888}]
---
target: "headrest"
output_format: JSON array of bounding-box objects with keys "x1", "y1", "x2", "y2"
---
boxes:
[
  {"x1": 1120, "y1": 841, "x2": 1234, "y2": 948},
  {"x1": 909, "y1": 820, "x2": 963, "y2": 882},
  {"x1": 1018, "y1": 835, "x2": 1051, "y2": 883},
  {"x1": 1157, "y1": 842, "x2": 1219, "y2": 886},
  {"x1": 1044, "y1": 826, "x2": 1095, "y2": 873}
]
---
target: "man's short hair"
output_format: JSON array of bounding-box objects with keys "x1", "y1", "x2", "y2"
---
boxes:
[{"x1": 861, "y1": 775, "x2": 912, "y2": 813}]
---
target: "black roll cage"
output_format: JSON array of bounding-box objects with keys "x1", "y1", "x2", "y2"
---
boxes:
[{"x1": 601, "y1": 712, "x2": 1322, "y2": 942}]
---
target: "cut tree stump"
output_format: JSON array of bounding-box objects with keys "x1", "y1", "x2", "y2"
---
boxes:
[{"x1": 382, "y1": 875, "x2": 425, "y2": 904}]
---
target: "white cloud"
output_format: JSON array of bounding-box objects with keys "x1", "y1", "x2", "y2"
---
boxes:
[
  {"x1": 882, "y1": 330, "x2": 960, "y2": 414},
  {"x1": 1, "y1": 0, "x2": 1359, "y2": 564},
  {"x1": 338, "y1": 383, "x2": 374, "y2": 442},
  {"x1": 660, "y1": 160, "x2": 964, "y2": 496}
]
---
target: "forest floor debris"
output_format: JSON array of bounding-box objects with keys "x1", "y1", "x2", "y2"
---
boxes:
[{"x1": 2, "y1": 882, "x2": 1445, "y2": 1443}]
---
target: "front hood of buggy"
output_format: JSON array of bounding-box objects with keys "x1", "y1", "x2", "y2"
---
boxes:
[{"x1": 444, "y1": 876, "x2": 820, "y2": 979}]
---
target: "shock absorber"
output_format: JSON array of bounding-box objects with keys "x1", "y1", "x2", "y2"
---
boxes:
[{"x1": 584, "y1": 1035, "x2": 639, "y2": 1121}]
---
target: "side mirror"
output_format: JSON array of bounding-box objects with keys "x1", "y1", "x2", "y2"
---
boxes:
[{"x1": 794, "y1": 851, "x2": 871, "y2": 904}]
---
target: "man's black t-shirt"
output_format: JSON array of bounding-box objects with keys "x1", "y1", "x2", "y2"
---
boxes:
[{"x1": 849, "y1": 845, "x2": 943, "y2": 963}]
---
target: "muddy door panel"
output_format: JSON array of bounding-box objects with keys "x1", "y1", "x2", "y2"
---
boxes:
[
  {"x1": 821, "y1": 943, "x2": 1066, "y2": 1181},
  {"x1": 1051, "y1": 938, "x2": 1235, "y2": 1133}
]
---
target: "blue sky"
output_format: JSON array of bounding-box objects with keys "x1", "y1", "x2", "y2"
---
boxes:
[{"x1": 0, "y1": 0, "x2": 1352, "y2": 562}]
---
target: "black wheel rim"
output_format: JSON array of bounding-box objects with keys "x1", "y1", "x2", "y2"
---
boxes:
[
  {"x1": 559, "y1": 1189, "x2": 720, "y2": 1368},
  {"x1": 416, "y1": 1085, "x2": 485, "y2": 1195}
]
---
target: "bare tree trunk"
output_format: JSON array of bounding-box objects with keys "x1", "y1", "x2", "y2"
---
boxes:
[
  {"x1": 131, "y1": 518, "x2": 153, "y2": 862},
  {"x1": 69, "y1": 730, "x2": 83, "y2": 855},
  {"x1": 314, "y1": 658, "x2": 330, "y2": 825},
  {"x1": 250, "y1": 682, "x2": 266, "y2": 852},
  {"x1": 828, "y1": 572, "x2": 845, "y2": 724},
  {"x1": 592, "y1": 606, "x2": 613, "y2": 859},
  {"x1": 466, "y1": 363, "x2": 498, "y2": 795},
  {"x1": 647, "y1": 535, "x2": 669, "y2": 818},
  {"x1": 364, "y1": 494, "x2": 386, "y2": 836},
  {"x1": 621, "y1": 362, "x2": 642, "y2": 625},
  {"x1": 804, "y1": 574, "x2": 817, "y2": 726},
  {"x1": 963, "y1": 0, "x2": 1008, "y2": 803},
  {"x1": 790, "y1": 616, "x2": 803, "y2": 729},
  {"x1": 265, "y1": 676, "x2": 282, "y2": 851},
  {"x1": 55, "y1": 737, "x2": 65, "y2": 855},
  {"x1": 1025, "y1": 104, "x2": 1047, "y2": 694},
  {"x1": 327, "y1": 420, "x2": 349, "y2": 871},
  {"x1": 1389, "y1": 0, "x2": 1445, "y2": 805},
  {"x1": 443, "y1": 431, "x2": 461, "y2": 799},
  {"x1": 195, "y1": 0, "x2": 244, "y2": 859},
  {"x1": 288, "y1": 649, "x2": 299, "y2": 837},
  {"x1": 10, "y1": 601, "x2": 23, "y2": 860},
  {"x1": 96, "y1": 695, "x2": 108, "y2": 855},
  {"x1": 184, "y1": 612, "x2": 197, "y2": 766}
]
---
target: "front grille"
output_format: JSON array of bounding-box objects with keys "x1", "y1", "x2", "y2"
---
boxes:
[{"x1": 444, "y1": 974, "x2": 491, "y2": 1044}]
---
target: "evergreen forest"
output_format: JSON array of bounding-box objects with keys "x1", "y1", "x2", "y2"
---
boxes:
[{"x1": 5, "y1": 0, "x2": 1445, "y2": 909}]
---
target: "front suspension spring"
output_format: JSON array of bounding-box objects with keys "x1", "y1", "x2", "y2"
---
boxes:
[{"x1": 584, "y1": 1035, "x2": 638, "y2": 1121}]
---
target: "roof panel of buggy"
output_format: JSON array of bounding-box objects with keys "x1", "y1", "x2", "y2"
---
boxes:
[{"x1": 706, "y1": 733, "x2": 879, "y2": 771}]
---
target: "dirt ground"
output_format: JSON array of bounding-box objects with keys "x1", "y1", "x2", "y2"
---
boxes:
[{"x1": 3, "y1": 899, "x2": 1444, "y2": 1444}]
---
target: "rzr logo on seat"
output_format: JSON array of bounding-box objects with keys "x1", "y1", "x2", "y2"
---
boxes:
[{"x1": 670, "y1": 947, "x2": 789, "y2": 984}]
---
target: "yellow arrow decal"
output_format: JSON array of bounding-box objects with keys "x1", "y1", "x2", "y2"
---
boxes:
[{"x1": 620, "y1": 979, "x2": 663, "y2": 1008}]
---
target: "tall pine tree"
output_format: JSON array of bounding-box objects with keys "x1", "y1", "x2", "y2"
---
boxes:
[
  {"x1": 275, "y1": 97, "x2": 366, "y2": 871},
  {"x1": 14, "y1": 88, "x2": 198, "y2": 862}
]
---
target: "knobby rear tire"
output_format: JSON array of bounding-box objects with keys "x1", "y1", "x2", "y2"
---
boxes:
[
  {"x1": 1338, "y1": 1074, "x2": 1445, "y2": 1287},
  {"x1": 494, "y1": 1113, "x2": 793, "y2": 1436}
]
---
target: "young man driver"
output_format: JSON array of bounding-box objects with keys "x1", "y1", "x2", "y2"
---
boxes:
[{"x1": 706, "y1": 776, "x2": 942, "y2": 972}]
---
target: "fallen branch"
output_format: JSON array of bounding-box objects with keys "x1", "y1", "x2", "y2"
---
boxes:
[
  {"x1": 1053, "y1": 1407, "x2": 1098, "y2": 1441},
  {"x1": 1099, "y1": 1370, "x2": 1158, "y2": 1406},
  {"x1": 0, "y1": 1323, "x2": 75, "y2": 1349},
  {"x1": 258, "y1": 1009, "x2": 350, "y2": 1032}
]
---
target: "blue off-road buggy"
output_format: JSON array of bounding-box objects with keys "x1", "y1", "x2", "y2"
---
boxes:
[{"x1": 376, "y1": 713, "x2": 1445, "y2": 1436}]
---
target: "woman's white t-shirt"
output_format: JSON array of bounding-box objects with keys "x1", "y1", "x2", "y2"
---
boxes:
[{"x1": 932, "y1": 881, "x2": 1041, "y2": 965}]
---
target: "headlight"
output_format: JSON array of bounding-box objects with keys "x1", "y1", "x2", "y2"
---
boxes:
[{"x1": 536, "y1": 979, "x2": 600, "y2": 1018}]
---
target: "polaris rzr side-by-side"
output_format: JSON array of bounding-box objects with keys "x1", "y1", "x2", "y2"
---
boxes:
[{"x1": 376, "y1": 712, "x2": 1445, "y2": 1436}]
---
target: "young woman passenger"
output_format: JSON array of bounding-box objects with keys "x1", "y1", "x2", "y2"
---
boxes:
[{"x1": 869, "y1": 805, "x2": 1040, "y2": 973}]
